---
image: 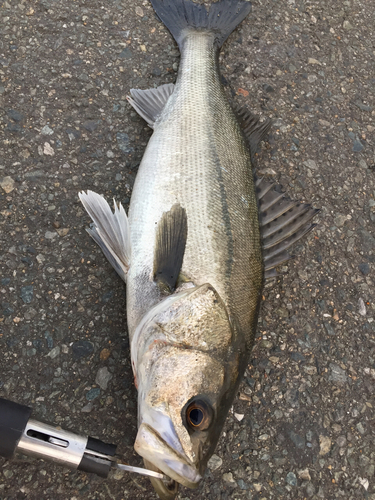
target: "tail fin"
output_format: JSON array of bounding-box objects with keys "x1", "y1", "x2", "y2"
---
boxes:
[{"x1": 150, "y1": 0, "x2": 252, "y2": 49}]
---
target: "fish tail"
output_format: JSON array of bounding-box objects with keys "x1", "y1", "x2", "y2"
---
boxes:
[{"x1": 150, "y1": 0, "x2": 252, "y2": 49}]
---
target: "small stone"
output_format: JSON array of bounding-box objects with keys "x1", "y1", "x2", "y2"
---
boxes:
[
  {"x1": 135, "y1": 6, "x2": 144, "y2": 16},
  {"x1": 222, "y1": 472, "x2": 235, "y2": 483},
  {"x1": 237, "y1": 479, "x2": 248, "y2": 490},
  {"x1": 334, "y1": 214, "x2": 347, "y2": 227},
  {"x1": 359, "y1": 478, "x2": 369, "y2": 490},
  {"x1": 0, "y1": 176, "x2": 15, "y2": 193},
  {"x1": 319, "y1": 435, "x2": 331, "y2": 455},
  {"x1": 43, "y1": 142, "x2": 54, "y2": 156},
  {"x1": 343, "y1": 20, "x2": 353, "y2": 30},
  {"x1": 290, "y1": 431, "x2": 305, "y2": 449},
  {"x1": 356, "y1": 422, "x2": 365, "y2": 435},
  {"x1": 286, "y1": 472, "x2": 297, "y2": 486},
  {"x1": 358, "y1": 263, "x2": 370, "y2": 275},
  {"x1": 358, "y1": 298, "x2": 366, "y2": 316},
  {"x1": 83, "y1": 120, "x2": 100, "y2": 132},
  {"x1": 86, "y1": 387, "x2": 100, "y2": 401},
  {"x1": 45, "y1": 231, "x2": 57, "y2": 240},
  {"x1": 47, "y1": 346, "x2": 61, "y2": 359},
  {"x1": 298, "y1": 469, "x2": 311, "y2": 481},
  {"x1": 100, "y1": 348, "x2": 111, "y2": 361},
  {"x1": 41, "y1": 125, "x2": 54, "y2": 135},
  {"x1": 234, "y1": 413, "x2": 244, "y2": 421},
  {"x1": 81, "y1": 402, "x2": 94, "y2": 413},
  {"x1": 118, "y1": 48, "x2": 132, "y2": 59},
  {"x1": 329, "y1": 363, "x2": 347, "y2": 386},
  {"x1": 95, "y1": 367, "x2": 112, "y2": 391},
  {"x1": 303, "y1": 159, "x2": 317, "y2": 170},
  {"x1": 3, "y1": 469, "x2": 14, "y2": 479},
  {"x1": 352, "y1": 140, "x2": 364, "y2": 152},
  {"x1": 72, "y1": 340, "x2": 94, "y2": 359},
  {"x1": 20, "y1": 285, "x2": 33, "y2": 304},
  {"x1": 308, "y1": 57, "x2": 321, "y2": 65},
  {"x1": 7, "y1": 109, "x2": 24, "y2": 122},
  {"x1": 117, "y1": 132, "x2": 134, "y2": 153},
  {"x1": 253, "y1": 483, "x2": 262, "y2": 492},
  {"x1": 56, "y1": 228, "x2": 69, "y2": 237},
  {"x1": 336, "y1": 435, "x2": 346, "y2": 447},
  {"x1": 207, "y1": 454, "x2": 223, "y2": 471}
]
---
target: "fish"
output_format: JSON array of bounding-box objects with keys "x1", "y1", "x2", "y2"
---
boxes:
[{"x1": 78, "y1": 0, "x2": 319, "y2": 498}]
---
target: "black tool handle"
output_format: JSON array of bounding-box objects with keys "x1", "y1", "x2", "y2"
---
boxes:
[{"x1": 0, "y1": 397, "x2": 32, "y2": 458}]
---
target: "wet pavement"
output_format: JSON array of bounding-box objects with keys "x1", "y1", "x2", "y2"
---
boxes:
[{"x1": 0, "y1": 0, "x2": 374, "y2": 499}]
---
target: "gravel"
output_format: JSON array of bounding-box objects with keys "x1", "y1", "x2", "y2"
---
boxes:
[{"x1": 1, "y1": 0, "x2": 374, "y2": 499}]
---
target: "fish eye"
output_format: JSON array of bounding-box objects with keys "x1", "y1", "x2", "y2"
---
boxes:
[{"x1": 185, "y1": 399, "x2": 213, "y2": 431}]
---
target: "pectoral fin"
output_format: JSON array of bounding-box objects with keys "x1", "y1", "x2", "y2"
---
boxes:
[
  {"x1": 79, "y1": 190, "x2": 131, "y2": 282},
  {"x1": 153, "y1": 204, "x2": 188, "y2": 293}
]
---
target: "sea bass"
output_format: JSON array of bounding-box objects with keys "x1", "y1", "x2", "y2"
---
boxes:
[{"x1": 79, "y1": 0, "x2": 318, "y2": 498}]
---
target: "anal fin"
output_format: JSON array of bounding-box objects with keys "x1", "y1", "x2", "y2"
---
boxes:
[
  {"x1": 153, "y1": 204, "x2": 188, "y2": 293},
  {"x1": 127, "y1": 83, "x2": 175, "y2": 128}
]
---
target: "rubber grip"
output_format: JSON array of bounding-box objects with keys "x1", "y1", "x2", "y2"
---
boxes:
[
  {"x1": 0, "y1": 398, "x2": 32, "y2": 458},
  {"x1": 78, "y1": 455, "x2": 112, "y2": 478},
  {"x1": 86, "y1": 436, "x2": 117, "y2": 457}
]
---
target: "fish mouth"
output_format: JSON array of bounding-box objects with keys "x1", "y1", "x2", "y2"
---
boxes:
[{"x1": 135, "y1": 422, "x2": 202, "y2": 491}]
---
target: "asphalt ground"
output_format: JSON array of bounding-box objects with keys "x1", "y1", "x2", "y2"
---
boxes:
[{"x1": 0, "y1": 0, "x2": 374, "y2": 499}]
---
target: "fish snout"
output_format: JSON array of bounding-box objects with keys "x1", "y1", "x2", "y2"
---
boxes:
[{"x1": 134, "y1": 422, "x2": 202, "y2": 490}]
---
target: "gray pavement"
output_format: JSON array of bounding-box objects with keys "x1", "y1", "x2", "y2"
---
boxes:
[{"x1": 0, "y1": 0, "x2": 374, "y2": 499}]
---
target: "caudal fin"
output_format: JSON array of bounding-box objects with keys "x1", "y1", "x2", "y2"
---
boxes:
[{"x1": 150, "y1": 0, "x2": 252, "y2": 49}]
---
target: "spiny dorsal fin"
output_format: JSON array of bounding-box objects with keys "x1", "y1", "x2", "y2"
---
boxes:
[
  {"x1": 255, "y1": 177, "x2": 320, "y2": 277},
  {"x1": 127, "y1": 83, "x2": 175, "y2": 128},
  {"x1": 153, "y1": 204, "x2": 188, "y2": 293},
  {"x1": 236, "y1": 107, "x2": 272, "y2": 162}
]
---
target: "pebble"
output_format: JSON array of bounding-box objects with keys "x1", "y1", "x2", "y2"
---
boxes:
[
  {"x1": 207, "y1": 454, "x2": 223, "y2": 471},
  {"x1": 20, "y1": 285, "x2": 34, "y2": 304},
  {"x1": 86, "y1": 387, "x2": 100, "y2": 401},
  {"x1": 72, "y1": 340, "x2": 94, "y2": 359},
  {"x1": 222, "y1": 472, "x2": 235, "y2": 483},
  {"x1": 43, "y1": 142, "x2": 55, "y2": 156},
  {"x1": 0, "y1": 176, "x2": 15, "y2": 193},
  {"x1": 298, "y1": 469, "x2": 311, "y2": 481},
  {"x1": 118, "y1": 48, "x2": 132, "y2": 59},
  {"x1": 352, "y1": 140, "x2": 364, "y2": 152},
  {"x1": 7, "y1": 109, "x2": 24, "y2": 122},
  {"x1": 82, "y1": 120, "x2": 100, "y2": 132},
  {"x1": 328, "y1": 363, "x2": 347, "y2": 386},
  {"x1": 358, "y1": 298, "x2": 366, "y2": 316},
  {"x1": 135, "y1": 6, "x2": 144, "y2": 17},
  {"x1": 95, "y1": 367, "x2": 112, "y2": 390},
  {"x1": 100, "y1": 348, "x2": 111, "y2": 361},
  {"x1": 289, "y1": 430, "x2": 305, "y2": 449},
  {"x1": 358, "y1": 263, "x2": 370, "y2": 275},
  {"x1": 303, "y1": 159, "x2": 317, "y2": 170},
  {"x1": 319, "y1": 435, "x2": 332, "y2": 456},
  {"x1": 117, "y1": 132, "x2": 134, "y2": 153},
  {"x1": 286, "y1": 472, "x2": 297, "y2": 486},
  {"x1": 47, "y1": 346, "x2": 60, "y2": 359},
  {"x1": 41, "y1": 125, "x2": 54, "y2": 135}
]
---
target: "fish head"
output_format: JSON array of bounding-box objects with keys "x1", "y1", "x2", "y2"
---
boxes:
[{"x1": 132, "y1": 284, "x2": 242, "y2": 498}]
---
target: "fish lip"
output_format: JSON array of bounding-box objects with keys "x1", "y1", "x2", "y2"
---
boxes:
[{"x1": 135, "y1": 422, "x2": 202, "y2": 489}]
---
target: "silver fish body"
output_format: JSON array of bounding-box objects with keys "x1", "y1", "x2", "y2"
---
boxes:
[{"x1": 79, "y1": 1, "x2": 318, "y2": 498}]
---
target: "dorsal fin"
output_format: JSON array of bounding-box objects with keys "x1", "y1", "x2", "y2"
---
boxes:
[
  {"x1": 255, "y1": 177, "x2": 320, "y2": 278},
  {"x1": 236, "y1": 107, "x2": 272, "y2": 162},
  {"x1": 153, "y1": 204, "x2": 188, "y2": 293},
  {"x1": 127, "y1": 83, "x2": 175, "y2": 128}
]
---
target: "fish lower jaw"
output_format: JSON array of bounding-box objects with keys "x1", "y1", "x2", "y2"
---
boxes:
[{"x1": 134, "y1": 423, "x2": 202, "y2": 489}]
